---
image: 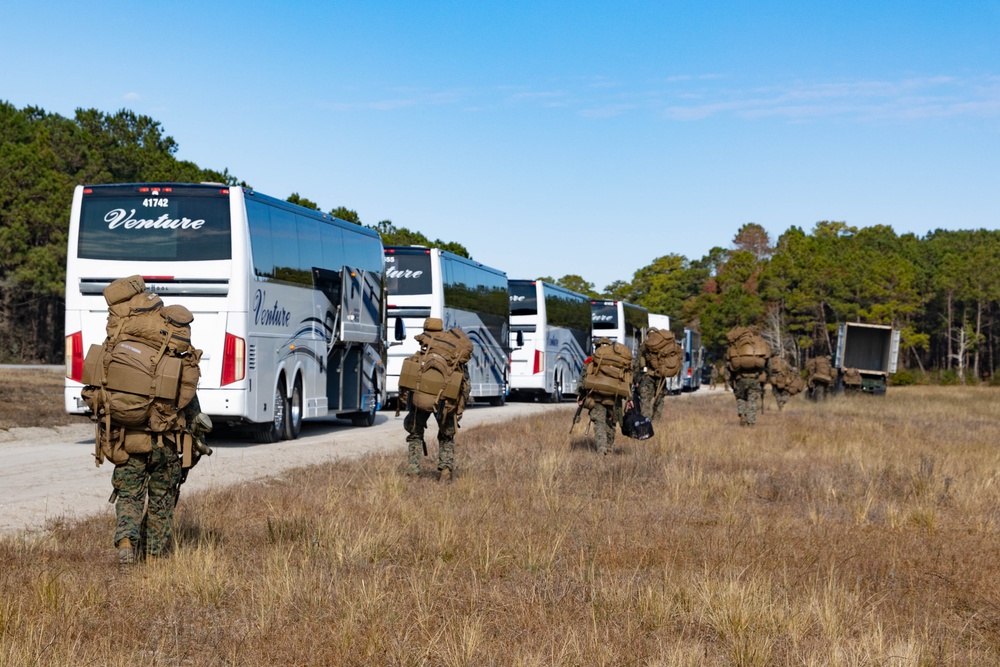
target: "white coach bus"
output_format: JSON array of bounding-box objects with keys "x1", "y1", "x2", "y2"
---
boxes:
[
  {"x1": 680, "y1": 328, "x2": 704, "y2": 392},
  {"x1": 64, "y1": 183, "x2": 386, "y2": 442},
  {"x1": 384, "y1": 246, "x2": 509, "y2": 406},
  {"x1": 508, "y1": 279, "x2": 591, "y2": 402},
  {"x1": 591, "y1": 300, "x2": 649, "y2": 356}
]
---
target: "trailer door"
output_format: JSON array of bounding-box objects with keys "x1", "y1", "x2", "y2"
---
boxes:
[
  {"x1": 834, "y1": 323, "x2": 847, "y2": 368},
  {"x1": 889, "y1": 329, "x2": 901, "y2": 374}
]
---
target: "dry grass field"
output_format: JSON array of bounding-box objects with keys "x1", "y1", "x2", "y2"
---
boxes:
[
  {"x1": 2, "y1": 383, "x2": 1000, "y2": 666},
  {"x1": 0, "y1": 368, "x2": 88, "y2": 430}
]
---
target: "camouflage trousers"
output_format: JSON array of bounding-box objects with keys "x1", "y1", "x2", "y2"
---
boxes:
[
  {"x1": 404, "y1": 407, "x2": 458, "y2": 473},
  {"x1": 733, "y1": 375, "x2": 762, "y2": 425},
  {"x1": 773, "y1": 387, "x2": 790, "y2": 411},
  {"x1": 637, "y1": 373, "x2": 666, "y2": 421},
  {"x1": 808, "y1": 381, "x2": 830, "y2": 401},
  {"x1": 112, "y1": 442, "x2": 182, "y2": 557},
  {"x1": 589, "y1": 401, "x2": 620, "y2": 454}
]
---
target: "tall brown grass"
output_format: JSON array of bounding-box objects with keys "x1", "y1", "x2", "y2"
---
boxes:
[
  {"x1": 2, "y1": 387, "x2": 999, "y2": 665},
  {"x1": 0, "y1": 368, "x2": 88, "y2": 429}
]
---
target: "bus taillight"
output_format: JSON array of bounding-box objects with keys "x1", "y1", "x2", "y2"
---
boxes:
[
  {"x1": 65, "y1": 332, "x2": 84, "y2": 382},
  {"x1": 222, "y1": 333, "x2": 246, "y2": 386},
  {"x1": 533, "y1": 350, "x2": 544, "y2": 374}
]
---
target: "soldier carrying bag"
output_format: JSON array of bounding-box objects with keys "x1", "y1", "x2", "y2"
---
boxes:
[
  {"x1": 581, "y1": 338, "x2": 634, "y2": 403},
  {"x1": 81, "y1": 275, "x2": 206, "y2": 469},
  {"x1": 643, "y1": 328, "x2": 682, "y2": 378},
  {"x1": 399, "y1": 318, "x2": 474, "y2": 415},
  {"x1": 725, "y1": 326, "x2": 771, "y2": 372},
  {"x1": 806, "y1": 356, "x2": 833, "y2": 384}
]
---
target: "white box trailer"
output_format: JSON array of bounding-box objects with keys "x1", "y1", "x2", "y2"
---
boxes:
[{"x1": 834, "y1": 322, "x2": 901, "y2": 394}]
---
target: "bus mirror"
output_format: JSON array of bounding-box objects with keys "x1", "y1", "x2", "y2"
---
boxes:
[
  {"x1": 394, "y1": 317, "x2": 406, "y2": 342},
  {"x1": 516, "y1": 330, "x2": 524, "y2": 347}
]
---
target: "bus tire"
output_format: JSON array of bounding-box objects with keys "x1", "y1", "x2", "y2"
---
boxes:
[
  {"x1": 284, "y1": 375, "x2": 303, "y2": 440},
  {"x1": 255, "y1": 377, "x2": 288, "y2": 443},
  {"x1": 351, "y1": 376, "x2": 378, "y2": 427},
  {"x1": 543, "y1": 373, "x2": 563, "y2": 403},
  {"x1": 488, "y1": 393, "x2": 506, "y2": 407}
]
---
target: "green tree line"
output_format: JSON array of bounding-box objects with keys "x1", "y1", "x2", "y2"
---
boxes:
[
  {"x1": 544, "y1": 221, "x2": 1000, "y2": 382},
  {"x1": 0, "y1": 103, "x2": 465, "y2": 362},
  {"x1": 2, "y1": 102, "x2": 997, "y2": 379}
]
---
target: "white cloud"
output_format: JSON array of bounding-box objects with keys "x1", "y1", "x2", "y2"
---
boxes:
[{"x1": 661, "y1": 76, "x2": 1000, "y2": 122}]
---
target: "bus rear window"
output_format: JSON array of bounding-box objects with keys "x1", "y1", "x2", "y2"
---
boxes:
[
  {"x1": 385, "y1": 252, "x2": 432, "y2": 295},
  {"x1": 509, "y1": 282, "x2": 537, "y2": 316},
  {"x1": 78, "y1": 193, "x2": 231, "y2": 261},
  {"x1": 591, "y1": 303, "x2": 618, "y2": 329}
]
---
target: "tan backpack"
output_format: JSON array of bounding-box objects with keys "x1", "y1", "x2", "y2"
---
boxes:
[
  {"x1": 81, "y1": 276, "x2": 203, "y2": 466},
  {"x1": 725, "y1": 326, "x2": 771, "y2": 372},
  {"x1": 582, "y1": 338, "x2": 634, "y2": 402},
  {"x1": 399, "y1": 323, "x2": 473, "y2": 413},
  {"x1": 769, "y1": 356, "x2": 790, "y2": 388},
  {"x1": 806, "y1": 356, "x2": 833, "y2": 384},
  {"x1": 643, "y1": 328, "x2": 682, "y2": 378}
]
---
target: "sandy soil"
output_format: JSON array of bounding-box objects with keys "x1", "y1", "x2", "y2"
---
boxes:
[{"x1": 0, "y1": 401, "x2": 574, "y2": 536}]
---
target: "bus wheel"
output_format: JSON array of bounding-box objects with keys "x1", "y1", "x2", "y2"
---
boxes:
[
  {"x1": 255, "y1": 378, "x2": 288, "y2": 443},
  {"x1": 544, "y1": 372, "x2": 563, "y2": 403},
  {"x1": 284, "y1": 375, "x2": 303, "y2": 440},
  {"x1": 488, "y1": 393, "x2": 506, "y2": 407},
  {"x1": 351, "y1": 376, "x2": 378, "y2": 427}
]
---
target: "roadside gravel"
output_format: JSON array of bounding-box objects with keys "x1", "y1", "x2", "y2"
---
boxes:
[{"x1": 0, "y1": 401, "x2": 572, "y2": 536}]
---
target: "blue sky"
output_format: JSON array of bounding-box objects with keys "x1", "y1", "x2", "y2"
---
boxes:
[{"x1": 2, "y1": 1, "x2": 998, "y2": 290}]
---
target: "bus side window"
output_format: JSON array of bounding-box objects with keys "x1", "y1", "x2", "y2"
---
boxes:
[{"x1": 246, "y1": 200, "x2": 274, "y2": 278}]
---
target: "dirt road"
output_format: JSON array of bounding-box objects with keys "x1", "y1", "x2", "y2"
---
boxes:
[{"x1": 0, "y1": 401, "x2": 571, "y2": 536}]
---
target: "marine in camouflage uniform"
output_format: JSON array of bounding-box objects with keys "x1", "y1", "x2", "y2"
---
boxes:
[
  {"x1": 112, "y1": 396, "x2": 211, "y2": 565},
  {"x1": 112, "y1": 434, "x2": 182, "y2": 563},
  {"x1": 587, "y1": 400, "x2": 621, "y2": 454},
  {"x1": 634, "y1": 342, "x2": 667, "y2": 421},
  {"x1": 731, "y1": 372, "x2": 763, "y2": 426},
  {"x1": 768, "y1": 355, "x2": 791, "y2": 411},
  {"x1": 805, "y1": 356, "x2": 834, "y2": 401},
  {"x1": 772, "y1": 384, "x2": 790, "y2": 410},
  {"x1": 841, "y1": 367, "x2": 863, "y2": 395},
  {"x1": 575, "y1": 340, "x2": 633, "y2": 455},
  {"x1": 404, "y1": 367, "x2": 471, "y2": 481},
  {"x1": 724, "y1": 325, "x2": 771, "y2": 426},
  {"x1": 574, "y1": 382, "x2": 624, "y2": 455}
]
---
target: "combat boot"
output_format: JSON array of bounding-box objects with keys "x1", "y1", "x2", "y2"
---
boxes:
[
  {"x1": 116, "y1": 538, "x2": 136, "y2": 570},
  {"x1": 406, "y1": 464, "x2": 420, "y2": 477},
  {"x1": 438, "y1": 467, "x2": 452, "y2": 483}
]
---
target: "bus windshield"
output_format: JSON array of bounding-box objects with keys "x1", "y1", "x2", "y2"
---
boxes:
[
  {"x1": 385, "y1": 251, "x2": 432, "y2": 296},
  {"x1": 591, "y1": 302, "x2": 618, "y2": 330},
  {"x1": 78, "y1": 186, "x2": 232, "y2": 261},
  {"x1": 509, "y1": 281, "x2": 537, "y2": 316}
]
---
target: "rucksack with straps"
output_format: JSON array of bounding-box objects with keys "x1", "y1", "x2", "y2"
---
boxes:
[
  {"x1": 806, "y1": 356, "x2": 833, "y2": 384},
  {"x1": 769, "y1": 356, "x2": 791, "y2": 389},
  {"x1": 399, "y1": 319, "x2": 473, "y2": 413},
  {"x1": 81, "y1": 275, "x2": 203, "y2": 466},
  {"x1": 787, "y1": 373, "x2": 805, "y2": 396},
  {"x1": 581, "y1": 338, "x2": 634, "y2": 402},
  {"x1": 725, "y1": 326, "x2": 771, "y2": 372},
  {"x1": 643, "y1": 328, "x2": 682, "y2": 378}
]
